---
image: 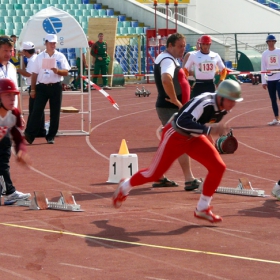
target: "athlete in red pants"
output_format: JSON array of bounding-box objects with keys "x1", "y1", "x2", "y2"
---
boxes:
[{"x1": 113, "y1": 80, "x2": 243, "y2": 223}]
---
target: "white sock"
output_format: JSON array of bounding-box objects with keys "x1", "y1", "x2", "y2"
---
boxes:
[
  {"x1": 197, "y1": 194, "x2": 212, "y2": 211},
  {"x1": 121, "y1": 178, "x2": 132, "y2": 195}
]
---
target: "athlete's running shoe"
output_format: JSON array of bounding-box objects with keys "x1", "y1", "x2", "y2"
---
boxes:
[
  {"x1": 271, "y1": 181, "x2": 280, "y2": 200},
  {"x1": 194, "y1": 206, "x2": 223, "y2": 223},
  {"x1": 4, "y1": 191, "x2": 31, "y2": 205},
  {"x1": 268, "y1": 119, "x2": 280, "y2": 126},
  {"x1": 112, "y1": 179, "x2": 127, "y2": 208}
]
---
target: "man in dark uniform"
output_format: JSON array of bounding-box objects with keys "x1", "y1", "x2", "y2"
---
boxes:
[
  {"x1": 153, "y1": 32, "x2": 200, "y2": 190},
  {"x1": 90, "y1": 33, "x2": 111, "y2": 89}
]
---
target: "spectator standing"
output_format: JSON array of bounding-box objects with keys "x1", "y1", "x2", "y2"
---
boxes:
[
  {"x1": 10, "y1": 35, "x2": 17, "y2": 57},
  {"x1": 182, "y1": 37, "x2": 201, "y2": 70},
  {"x1": 91, "y1": 33, "x2": 111, "y2": 89},
  {"x1": 113, "y1": 80, "x2": 243, "y2": 223},
  {"x1": 261, "y1": 34, "x2": 280, "y2": 125},
  {"x1": 182, "y1": 37, "x2": 201, "y2": 97},
  {"x1": 153, "y1": 33, "x2": 200, "y2": 191},
  {"x1": 17, "y1": 41, "x2": 46, "y2": 137},
  {"x1": 0, "y1": 78, "x2": 31, "y2": 205},
  {"x1": 24, "y1": 34, "x2": 71, "y2": 144},
  {"x1": 184, "y1": 35, "x2": 226, "y2": 98},
  {"x1": 0, "y1": 36, "x2": 23, "y2": 121},
  {"x1": 10, "y1": 35, "x2": 20, "y2": 68}
]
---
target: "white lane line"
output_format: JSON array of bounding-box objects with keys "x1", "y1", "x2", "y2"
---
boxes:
[
  {"x1": 238, "y1": 141, "x2": 280, "y2": 158},
  {"x1": 0, "y1": 267, "x2": 35, "y2": 280},
  {"x1": 29, "y1": 166, "x2": 88, "y2": 192},
  {"x1": 29, "y1": 166, "x2": 109, "y2": 199},
  {"x1": 146, "y1": 210, "x2": 278, "y2": 247},
  {"x1": 0, "y1": 252, "x2": 21, "y2": 258},
  {"x1": 226, "y1": 168, "x2": 276, "y2": 183},
  {"x1": 60, "y1": 263, "x2": 101, "y2": 271},
  {"x1": 145, "y1": 277, "x2": 169, "y2": 280},
  {"x1": 216, "y1": 228, "x2": 251, "y2": 233},
  {"x1": 225, "y1": 106, "x2": 270, "y2": 124},
  {"x1": 141, "y1": 218, "x2": 175, "y2": 223},
  {"x1": 86, "y1": 108, "x2": 155, "y2": 160}
]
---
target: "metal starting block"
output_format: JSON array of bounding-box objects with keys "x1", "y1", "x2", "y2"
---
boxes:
[
  {"x1": 135, "y1": 86, "x2": 151, "y2": 97},
  {"x1": 198, "y1": 178, "x2": 266, "y2": 197},
  {"x1": 15, "y1": 191, "x2": 83, "y2": 211}
]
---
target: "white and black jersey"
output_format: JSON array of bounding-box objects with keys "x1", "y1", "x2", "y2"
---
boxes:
[{"x1": 174, "y1": 92, "x2": 228, "y2": 136}]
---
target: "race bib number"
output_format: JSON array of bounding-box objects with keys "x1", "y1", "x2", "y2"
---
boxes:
[
  {"x1": 268, "y1": 55, "x2": 278, "y2": 66},
  {"x1": 200, "y1": 62, "x2": 215, "y2": 73}
]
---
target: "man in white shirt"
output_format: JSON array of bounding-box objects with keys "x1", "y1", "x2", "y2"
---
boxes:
[
  {"x1": 184, "y1": 35, "x2": 226, "y2": 98},
  {"x1": 0, "y1": 35, "x2": 23, "y2": 116},
  {"x1": 17, "y1": 41, "x2": 46, "y2": 137},
  {"x1": 261, "y1": 34, "x2": 280, "y2": 125},
  {"x1": 24, "y1": 34, "x2": 71, "y2": 144}
]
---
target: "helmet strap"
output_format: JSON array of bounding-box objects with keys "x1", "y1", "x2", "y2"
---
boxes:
[{"x1": 219, "y1": 97, "x2": 224, "y2": 109}]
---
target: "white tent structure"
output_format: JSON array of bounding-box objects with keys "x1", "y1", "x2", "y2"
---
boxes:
[
  {"x1": 18, "y1": 6, "x2": 91, "y2": 136},
  {"x1": 18, "y1": 6, "x2": 88, "y2": 50}
]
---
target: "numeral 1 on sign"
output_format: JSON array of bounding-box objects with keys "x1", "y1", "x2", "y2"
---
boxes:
[
  {"x1": 112, "y1": 162, "x2": 116, "y2": 174},
  {"x1": 128, "y1": 163, "x2": 133, "y2": 176}
]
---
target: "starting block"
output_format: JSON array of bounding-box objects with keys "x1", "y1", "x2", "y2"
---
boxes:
[
  {"x1": 15, "y1": 191, "x2": 83, "y2": 211},
  {"x1": 198, "y1": 178, "x2": 266, "y2": 197}
]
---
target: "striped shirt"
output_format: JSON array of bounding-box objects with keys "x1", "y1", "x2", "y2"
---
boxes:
[{"x1": 174, "y1": 92, "x2": 228, "y2": 136}]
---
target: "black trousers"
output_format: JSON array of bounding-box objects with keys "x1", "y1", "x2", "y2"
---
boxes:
[
  {"x1": 25, "y1": 82, "x2": 62, "y2": 139},
  {"x1": 191, "y1": 81, "x2": 216, "y2": 98},
  {"x1": 0, "y1": 136, "x2": 16, "y2": 195},
  {"x1": 27, "y1": 87, "x2": 46, "y2": 137}
]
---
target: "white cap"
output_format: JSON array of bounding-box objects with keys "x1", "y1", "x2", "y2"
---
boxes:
[
  {"x1": 45, "y1": 34, "x2": 57, "y2": 43},
  {"x1": 21, "y1": 41, "x2": 35, "y2": 50}
]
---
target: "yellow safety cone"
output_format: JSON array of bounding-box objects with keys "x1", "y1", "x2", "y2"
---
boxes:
[{"x1": 118, "y1": 139, "x2": 129, "y2": 155}]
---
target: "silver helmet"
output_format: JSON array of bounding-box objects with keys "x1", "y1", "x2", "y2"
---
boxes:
[{"x1": 216, "y1": 80, "x2": 243, "y2": 102}]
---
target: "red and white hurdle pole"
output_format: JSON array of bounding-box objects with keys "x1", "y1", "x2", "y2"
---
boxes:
[{"x1": 81, "y1": 76, "x2": 119, "y2": 110}]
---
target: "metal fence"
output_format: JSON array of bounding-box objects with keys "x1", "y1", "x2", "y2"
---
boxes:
[
  {"x1": 115, "y1": 34, "x2": 146, "y2": 83},
  {"x1": 183, "y1": 32, "x2": 280, "y2": 68},
  {"x1": 114, "y1": 32, "x2": 280, "y2": 83}
]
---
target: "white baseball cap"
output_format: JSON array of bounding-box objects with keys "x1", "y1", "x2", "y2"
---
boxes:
[
  {"x1": 45, "y1": 34, "x2": 57, "y2": 43},
  {"x1": 21, "y1": 41, "x2": 35, "y2": 50}
]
